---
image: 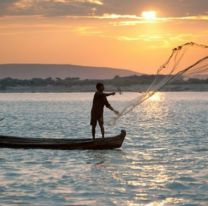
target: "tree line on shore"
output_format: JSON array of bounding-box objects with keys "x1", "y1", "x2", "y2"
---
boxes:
[{"x1": 0, "y1": 75, "x2": 207, "y2": 89}]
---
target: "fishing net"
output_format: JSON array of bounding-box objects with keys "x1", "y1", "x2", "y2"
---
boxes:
[{"x1": 110, "y1": 42, "x2": 208, "y2": 125}]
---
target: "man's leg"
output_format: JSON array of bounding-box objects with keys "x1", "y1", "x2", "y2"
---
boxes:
[
  {"x1": 92, "y1": 125, "x2": 96, "y2": 139},
  {"x1": 98, "y1": 118, "x2": 104, "y2": 138},
  {"x1": 91, "y1": 116, "x2": 96, "y2": 140}
]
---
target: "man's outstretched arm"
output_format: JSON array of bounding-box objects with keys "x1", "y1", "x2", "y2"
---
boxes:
[
  {"x1": 105, "y1": 101, "x2": 119, "y2": 115},
  {"x1": 103, "y1": 92, "x2": 116, "y2": 97},
  {"x1": 103, "y1": 94, "x2": 119, "y2": 114},
  {"x1": 108, "y1": 105, "x2": 119, "y2": 115}
]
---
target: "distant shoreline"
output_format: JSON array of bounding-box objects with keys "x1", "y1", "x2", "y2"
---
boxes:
[
  {"x1": 0, "y1": 75, "x2": 207, "y2": 93},
  {"x1": 0, "y1": 84, "x2": 208, "y2": 93}
]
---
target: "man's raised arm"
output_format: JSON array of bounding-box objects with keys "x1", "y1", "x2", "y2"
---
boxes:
[{"x1": 103, "y1": 92, "x2": 116, "y2": 97}]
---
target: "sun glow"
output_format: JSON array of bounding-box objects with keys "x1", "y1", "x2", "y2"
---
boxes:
[{"x1": 141, "y1": 10, "x2": 157, "y2": 20}]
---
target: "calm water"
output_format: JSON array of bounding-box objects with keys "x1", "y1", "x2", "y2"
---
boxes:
[{"x1": 0, "y1": 92, "x2": 207, "y2": 206}]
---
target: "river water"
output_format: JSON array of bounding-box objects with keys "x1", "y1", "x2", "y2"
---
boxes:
[{"x1": 0, "y1": 92, "x2": 207, "y2": 206}]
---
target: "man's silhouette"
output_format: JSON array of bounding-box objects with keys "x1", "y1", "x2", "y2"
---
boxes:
[{"x1": 91, "y1": 83, "x2": 119, "y2": 139}]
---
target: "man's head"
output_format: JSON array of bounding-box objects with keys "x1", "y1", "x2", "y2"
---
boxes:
[{"x1": 96, "y1": 82, "x2": 104, "y2": 92}]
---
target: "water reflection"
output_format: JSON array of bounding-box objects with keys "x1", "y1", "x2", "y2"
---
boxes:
[
  {"x1": 0, "y1": 92, "x2": 207, "y2": 205},
  {"x1": 148, "y1": 92, "x2": 165, "y2": 102}
]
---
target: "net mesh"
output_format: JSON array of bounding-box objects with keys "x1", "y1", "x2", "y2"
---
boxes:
[{"x1": 110, "y1": 42, "x2": 208, "y2": 125}]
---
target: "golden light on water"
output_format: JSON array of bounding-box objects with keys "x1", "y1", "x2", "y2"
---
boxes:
[
  {"x1": 141, "y1": 10, "x2": 157, "y2": 21},
  {"x1": 149, "y1": 92, "x2": 164, "y2": 102}
]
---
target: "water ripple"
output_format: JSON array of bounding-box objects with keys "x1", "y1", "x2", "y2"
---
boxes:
[{"x1": 0, "y1": 92, "x2": 207, "y2": 206}]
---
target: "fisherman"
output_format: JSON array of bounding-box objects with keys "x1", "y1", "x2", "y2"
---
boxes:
[{"x1": 91, "y1": 83, "x2": 119, "y2": 139}]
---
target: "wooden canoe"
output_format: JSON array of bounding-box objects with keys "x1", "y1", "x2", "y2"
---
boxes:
[{"x1": 0, "y1": 130, "x2": 126, "y2": 150}]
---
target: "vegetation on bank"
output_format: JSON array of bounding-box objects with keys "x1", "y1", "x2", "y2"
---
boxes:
[{"x1": 0, "y1": 75, "x2": 207, "y2": 91}]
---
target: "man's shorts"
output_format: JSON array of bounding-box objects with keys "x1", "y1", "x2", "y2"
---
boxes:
[{"x1": 90, "y1": 115, "x2": 104, "y2": 126}]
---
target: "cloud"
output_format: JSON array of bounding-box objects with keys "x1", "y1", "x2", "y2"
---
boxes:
[
  {"x1": 0, "y1": 0, "x2": 208, "y2": 17},
  {"x1": 0, "y1": 0, "x2": 103, "y2": 17},
  {"x1": 104, "y1": 14, "x2": 208, "y2": 27}
]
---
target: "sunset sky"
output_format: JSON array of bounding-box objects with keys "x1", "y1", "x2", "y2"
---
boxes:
[{"x1": 0, "y1": 0, "x2": 208, "y2": 74}]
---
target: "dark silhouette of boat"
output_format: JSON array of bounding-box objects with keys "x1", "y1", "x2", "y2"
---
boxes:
[{"x1": 0, "y1": 130, "x2": 126, "y2": 150}]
